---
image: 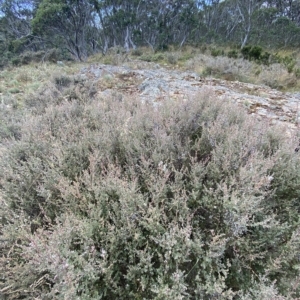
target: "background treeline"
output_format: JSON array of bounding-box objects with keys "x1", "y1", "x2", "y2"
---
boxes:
[{"x1": 0, "y1": 0, "x2": 300, "y2": 64}]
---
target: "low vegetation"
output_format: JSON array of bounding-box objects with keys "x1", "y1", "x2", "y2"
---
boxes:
[
  {"x1": 92, "y1": 45, "x2": 300, "y2": 91},
  {"x1": 1, "y1": 44, "x2": 300, "y2": 92},
  {"x1": 1, "y1": 1, "x2": 300, "y2": 298},
  {"x1": 1, "y1": 63, "x2": 300, "y2": 298}
]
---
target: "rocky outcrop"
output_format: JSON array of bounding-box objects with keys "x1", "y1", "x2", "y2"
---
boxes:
[{"x1": 80, "y1": 61, "x2": 300, "y2": 136}]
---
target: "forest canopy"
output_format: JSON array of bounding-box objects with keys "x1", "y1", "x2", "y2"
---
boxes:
[{"x1": 0, "y1": 0, "x2": 300, "y2": 62}]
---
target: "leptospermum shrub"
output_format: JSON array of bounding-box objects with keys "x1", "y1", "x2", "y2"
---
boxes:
[{"x1": 1, "y1": 87, "x2": 300, "y2": 299}]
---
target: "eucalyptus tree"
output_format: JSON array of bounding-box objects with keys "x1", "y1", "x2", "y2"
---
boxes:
[
  {"x1": 94, "y1": 0, "x2": 199, "y2": 51},
  {"x1": 211, "y1": 0, "x2": 264, "y2": 47},
  {"x1": 0, "y1": 0, "x2": 40, "y2": 52},
  {"x1": 248, "y1": 0, "x2": 300, "y2": 47},
  {"x1": 0, "y1": 0, "x2": 35, "y2": 38},
  {"x1": 265, "y1": 0, "x2": 300, "y2": 25},
  {"x1": 32, "y1": 0, "x2": 99, "y2": 61},
  {"x1": 1, "y1": 0, "x2": 300, "y2": 62},
  {"x1": 94, "y1": 0, "x2": 142, "y2": 51},
  {"x1": 196, "y1": 0, "x2": 222, "y2": 35}
]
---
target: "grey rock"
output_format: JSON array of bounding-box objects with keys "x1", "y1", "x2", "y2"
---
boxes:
[{"x1": 80, "y1": 60, "x2": 300, "y2": 137}]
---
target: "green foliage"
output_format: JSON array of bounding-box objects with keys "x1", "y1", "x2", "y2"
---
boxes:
[
  {"x1": 31, "y1": 0, "x2": 66, "y2": 35},
  {"x1": 140, "y1": 54, "x2": 153, "y2": 62},
  {"x1": 1, "y1": 78, "x2": 300, "y2": 299},
  {"x1": 249, "y1": 46, "x2": 262, "y2": 60},
  {"x1": 31, "y1": 0, "x2": 95, "y2": 61},
  {"x1": 178, "y1": 52, "x2": 193, "y2": 62},
  {"x1": 8, "y1": 38, "x2": 27, "y2": 53},
  {"x1": 241, "y1": 45, "x2": 263, "y2": 61},
  {"x1": 152, "y1": 52, "x2": 165, "y2": 62},
  {"x1": 227, "y1": 50, "x2": 238, "y2": 59},
  {"x1": 240, "y1": 46, "x2": 275, "y2": 65},
  {"x1": 270, "y1": 53, "x2": 296, "y2": 73},
  {"x1": 11, "y1": 56, "x2": 21, "y2": 66},
  {"x1": 259, "y1": 51, "x2": 271, "y2": 65},
  {"x1": 211, "y1": 48, "x2": 223, "y2": 57},
  {"x1": 131, "y1": 48, "x2": 143, "y2": 56},
  {"x1": 139, "y1": 52, "x2": 165, "y2": 63},
  {"x1": 242, "y1": 45, "x2": 252, "y2": 60},
  {"x1": 1, "y1": 0, "x2": 300, "y2": 62},
  {"x1": 0, "y1": 51, "x2": 11, "y2": 68},
  {"x1": 282, "y1": 56, "x2": 296, "y2": 73}
]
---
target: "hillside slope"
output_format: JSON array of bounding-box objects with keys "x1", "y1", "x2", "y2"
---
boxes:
[{"x1": 1, "y1": 59, "x2": 300, "y2": 299}]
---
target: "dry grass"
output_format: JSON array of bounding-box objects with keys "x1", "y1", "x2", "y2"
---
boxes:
[
  {"x1": 257, "y1": 63, "x2": 296, "y2": 90},
  {"x1": 186, "y1": 54, "x2": 254, "y2": 81},
  {"x1": 0, "y1": 46, "x2": 299, "y2": 120},
  {"x1": 183, "y1": 53, "x2": 300, "y2": 91},
  {"x1": 86, "y1": 44, "x2": 300, "y2": 91},
  {"x1": 0, "y1": 62, "x2": 86, "y2": 103}
]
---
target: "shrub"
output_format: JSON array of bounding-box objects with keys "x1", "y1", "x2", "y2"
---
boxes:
[
  {"x1": 24, "y1": 82, "x2": 62, "y2": 114},
  {"x1": 249, "y1": 45, "x2": 263, "y2": 60},
  {"x1": 241, "y1": 45, "x2": 263, "y2": 61},
  {"x1": 227, "y1": 50, "x2": 238, "y2": 59},
  {"x1": 199, "y1": 44, "x2": 208, "y2": 53},
  {"x1": 1, "y1": 86, "x2": 300, "y2": 299},
  {"x1": 259, "y1": 51, "x2": 271, "y2": 65},
  {"x1": 11, "y1": 57, "x2": 21, "y2": 66},
  {"x1": 0, "y1": 100, "x2": 22, "y2": 140},
  {"x1": 140, "y1": 54, "x2": 153, "y2": 62},
  {"x1": 241, "y1": 46, "x2": 252, "y2": 60},
  {"x1": 178, "y1": 53, "x2": 193, "y2": 62},
  {"x1": 294, "y1": 68, "x2": 300, "y2": 78},
  {"x1": 8, "y1": 38, "x2": 26, "y2": 53},
  {"x1": 167, "y1": 53, "x2": 178, "y2": 65},
  {"x1": 8, "y1": 87, "x2": 21, "y2": 94},
  {"x1": 131, "y1": 48, "x2": 143, "y2": 56},
  {"x1": 52, "y1": 73, "x2": 73, "y2": 88},
  {"x1": 18, "y1": 51, "x2": 46, "y2": 65},
  {"x1": 269, "y1": 54, "x2": 296, "y2": 72},
  {"x1": 211, "y1": 48, "x2": 223, "y2": 57},
  {"x1": 0, "y1": 52, "x2": 10, "y2": 68},
  {"x1": 152, "y1": 52, "x2": 165, "y2": 62},
  {"x1": 44, "y1": 48, "x2": 62, "y2": 62}
]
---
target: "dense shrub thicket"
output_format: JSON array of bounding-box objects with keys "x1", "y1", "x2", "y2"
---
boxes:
[{"x1": 1, "y1": 79, "x2": 300, "y2": 299}]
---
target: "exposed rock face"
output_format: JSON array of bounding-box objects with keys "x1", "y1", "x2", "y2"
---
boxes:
[{"x1": 80, "y1": 62, "x2": 300, "y2": 136}]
